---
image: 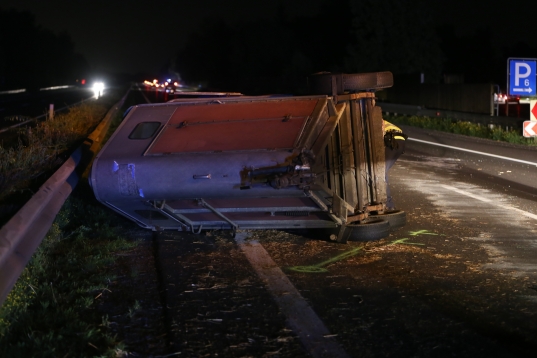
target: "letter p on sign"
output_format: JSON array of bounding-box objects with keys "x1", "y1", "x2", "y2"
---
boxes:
[{"x1": 515, "y1": 63, "x2": 531, "y2": 86}]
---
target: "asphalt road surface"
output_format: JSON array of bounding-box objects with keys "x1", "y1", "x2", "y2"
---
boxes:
[
  {"x1": 401, "y1": 125, "x2": 537, "y2": 279},
  {"x1": 86, "y1": 86, "x2": 537, "y2": 357}
]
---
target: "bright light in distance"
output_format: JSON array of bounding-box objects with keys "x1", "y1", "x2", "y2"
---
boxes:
[
  {"x1": 93, "y1": 82, "x2": 105, "y2": 98},
  {"x1": 153, "y1": 79, "x2": 158, "y2": 83},
  {"x1": 93, "y1": 82, "x2": 104, "y2": 91}
]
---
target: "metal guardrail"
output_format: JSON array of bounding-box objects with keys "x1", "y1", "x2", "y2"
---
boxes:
[
  {"x1": 0, "y1": 90, "x2": 129, "y2": 305},
  {"x1": 380, "y1": 102, "x2": 527, "y2": 130}
]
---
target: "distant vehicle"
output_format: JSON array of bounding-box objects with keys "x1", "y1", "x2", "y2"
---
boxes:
[
  {"x1": 143, "y1": 79, "x2": 183, "y2": 93},
  {"x1": 164, "y1": 79, "x2": 182, "y2": 93},
  {"x1": 495, "y1": 93, "x2": 520, "y2": 104},
  {"x1": 494, "y1": 93, "x2": 507, "y2": 104},
  {"x1": 90, "y1": 72, "x2": 405, "y2": 243},
  {"x1": 507, "y1": 95, "x2": 520, "y2": 104}
]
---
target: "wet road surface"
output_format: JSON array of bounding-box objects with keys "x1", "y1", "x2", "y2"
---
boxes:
[{"x1": 99, "y1": 126, "x2": 537, "y2": 357}]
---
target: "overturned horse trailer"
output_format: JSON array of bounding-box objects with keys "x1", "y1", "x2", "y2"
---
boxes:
[{"x1": 90, "y1": 72, "x2": 405, "y2": 242}]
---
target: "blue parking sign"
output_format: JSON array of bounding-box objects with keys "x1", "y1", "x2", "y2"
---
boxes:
[{"x1": 509, "y1": 58, "x2": 536, "y2": 96}]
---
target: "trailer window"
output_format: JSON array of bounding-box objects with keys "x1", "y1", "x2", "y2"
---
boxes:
[{"x1": 129, "y1": 122, "x2": 161, "y2": 139}]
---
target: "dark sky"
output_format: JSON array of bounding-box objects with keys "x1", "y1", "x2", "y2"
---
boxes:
[
  {"x1": 3, "y1": 0, "x2": 537, "y2": 76},
  {"x1": 2, "y1": 0, "x2": 322, "y2": 75}
]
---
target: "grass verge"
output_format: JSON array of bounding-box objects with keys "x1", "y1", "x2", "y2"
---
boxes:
[
  {"x1": 385, "y1": 114, "x2": 537, "y2": 146},
  {"x1": 0, "y1": 89, "x2": 124, "y2": 220},
  {"x1": 0, "y1": 86, "x2": 142, "y2": 356},
  {"x1": 0, "y1": 196, "x2": 137, "y2": 357}
]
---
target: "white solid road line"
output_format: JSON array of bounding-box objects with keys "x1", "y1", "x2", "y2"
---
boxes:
[
  {"x1": 409, "y1": 138, "x2": 537, "y2": 166},
  {"x1": 412, "y1": 137, "x2": 537, "y2": 221},
  {"x1": 442, "y1": 185, "x2": 537, "y2": 221},
  {"x1": 234, "y1": 233, "x2": 350, "y2": 358}
]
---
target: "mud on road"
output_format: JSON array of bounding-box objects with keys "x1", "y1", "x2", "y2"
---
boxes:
[{"x1": 98, "y1": 193, "x2": 537, "y2": 357}]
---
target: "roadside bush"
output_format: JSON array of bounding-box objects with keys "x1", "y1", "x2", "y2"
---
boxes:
[
  {"x1": 0, "y1": 103, "x2": 106, "y2": 202},
  {"x1": 386, "y1": 115, "x2": 537, "y2": 146}
]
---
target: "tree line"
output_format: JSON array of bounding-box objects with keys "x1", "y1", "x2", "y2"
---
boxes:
[
  {"x1": 0, "y1": 7, "x2": 90, "y2": 91},
  {"x1": 2, "y1": 1, "x2": 535, "y2": 94},
  {"x1": 174, "y1": 0, "x2": 536, "y2": 94},
  {"x1": 175, "y1": 0, "x2": 442, "y2": 94}
]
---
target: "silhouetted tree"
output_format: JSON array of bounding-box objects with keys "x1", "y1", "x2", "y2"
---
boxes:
[
  {"x1": 0, "y1": 7, "x2": 90, "y2": 90},
  {"x1": 175, "y1": 0, "x2": 447, "y2": 92},
  {"x1": 437, "y1": 25, "x2": 502, "y2": 84},
  {"x1": 176, "y1": 18, "x2": 319, "y2": 94},
  {"x1": 345, "y1": 0, "x2": 444, "y2": 83}
]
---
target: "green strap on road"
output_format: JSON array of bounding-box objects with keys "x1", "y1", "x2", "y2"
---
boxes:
[{"x1": 288, "y1": 232, "x2": 429, "y2": 273}]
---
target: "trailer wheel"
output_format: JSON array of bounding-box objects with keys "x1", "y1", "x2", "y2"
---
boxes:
[
  {"x1": 341, "y1": 72, "x2": 394, "y2": 91},
  {"x1": 368, "y1": 210, "x2": 406, "y2": 230},
  {"x1": 308, "y1": 71, "x2": 394, "y2": 95},
  {"x1": 342, "y1": 219, "x2": 390, "y2": 242}
]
